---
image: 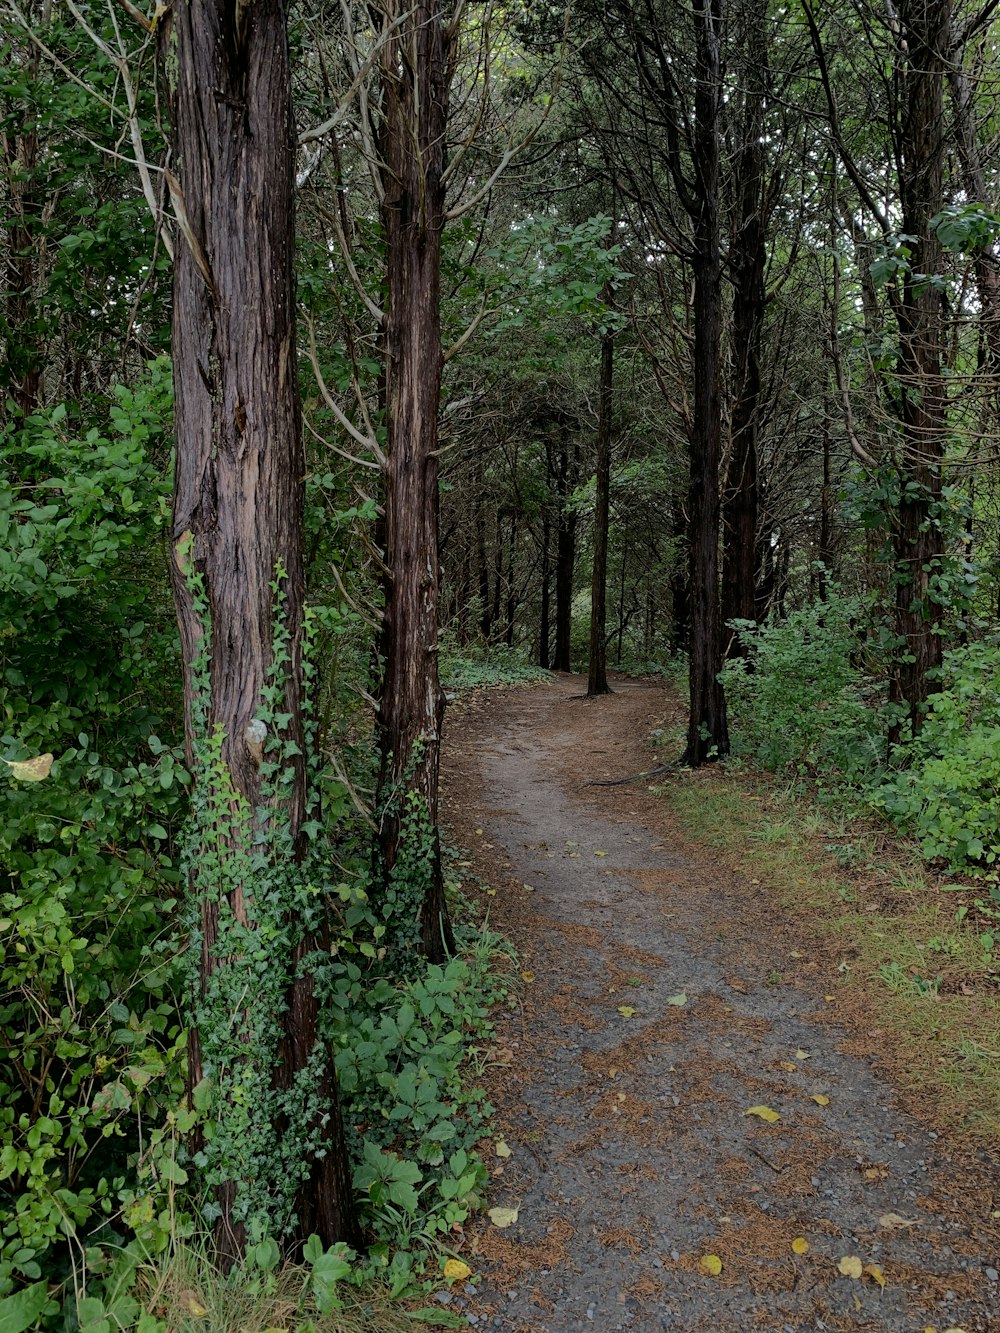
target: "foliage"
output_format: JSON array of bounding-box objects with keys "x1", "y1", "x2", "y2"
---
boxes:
[
  {"x1": 721, "y1": 592, "x2": 887, "y2": 787},
  {"x1": 878, "y1": 639, "x2": 1000, "y2": 871},
  {"x1": 0, "y1": 364, "x2": 188, "y2": 1299},
  {"x1": 440, "y1": 642, "x2": 551, "y2": 691}
]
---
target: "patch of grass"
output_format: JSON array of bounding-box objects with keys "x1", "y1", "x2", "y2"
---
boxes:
[
  {"x1": 662, "y1": 770, "x2": 1000, "y2": 1142},
  {"x1": 134, "y1": 1240, "x2": 447, "y2": 1333}
]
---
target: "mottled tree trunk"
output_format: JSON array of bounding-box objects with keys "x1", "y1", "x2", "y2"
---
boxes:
[
  {"x1": 376, "y1": 0, "x2": 455, "y2": 961},
  {"x1": 588, "y1": 325, "x2": 614, "y2": 696},
  {"x1": 165, "y1": 0, "x2": 356, "y2": 1262},
  {"x1": 685, "y1": 0, "x2": 729, "y2": 764},
  {"x1": 889, "y1": 0, "x2": 950, "y2": 742}
]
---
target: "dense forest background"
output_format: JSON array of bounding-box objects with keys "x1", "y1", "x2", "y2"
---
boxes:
[{"x1": 3, "y1": 0, "x2": 1000, "y2": 1326}]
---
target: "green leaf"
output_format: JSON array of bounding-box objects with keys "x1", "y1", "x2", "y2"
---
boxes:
[{"x1": 0, "y1": 1282, "x2": 51, "y2": 1333}]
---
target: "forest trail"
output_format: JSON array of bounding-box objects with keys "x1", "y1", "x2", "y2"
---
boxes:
[{"x1": 441, "y1": 675, "x2": 999, "y2": 1333}]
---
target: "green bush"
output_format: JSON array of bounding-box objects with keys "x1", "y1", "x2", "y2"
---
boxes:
[
  {"x1": 878, "y1": 638, "x2": 1000, "y2": 869},
  {"x1": 721, "y1": 593, "x2": 886, "y2": 786},
  {"x1": 0, "y1": 364, "x2": 188, "y2": 1299}
]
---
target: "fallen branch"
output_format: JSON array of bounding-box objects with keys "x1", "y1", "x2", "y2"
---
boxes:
[{"x1": 585, "y1": 761, "x2": 681, "y2": 787}]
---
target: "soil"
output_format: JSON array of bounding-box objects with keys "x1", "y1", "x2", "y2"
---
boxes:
[{"x1": 439, "y1": 673, "x2": 1000, "y2": 1333}]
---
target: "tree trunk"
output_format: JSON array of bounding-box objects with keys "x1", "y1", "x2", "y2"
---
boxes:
[
  {"x1": 588, "y1": 320, "x2": 614, "y2": 696},
  {"x1": 684, "y1": 0, "x2": 729, "y2": 764},
  {"x1": 165, "y1": 0, "x2": 356, "y2": 1262},
  {"x1": 721, "y1": 1, "x2": 766, "y2": 661},
  {"x1": 538, "y1": 507, "x2": 552, "y2": 668},
  {"x1": 553, "y1": 435, "x2": 577, "y2": 672},
  {"x1": 889, "y1": 0, "x2": 950, "y2": 742},
  {"x1": 376, "y1": 0, "x2": 455, "y2": 961}
]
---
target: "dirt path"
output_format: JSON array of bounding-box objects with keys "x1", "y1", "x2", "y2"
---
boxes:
[{"x1": 442, "y1": 675, "x2": 998, "y2": 1333}]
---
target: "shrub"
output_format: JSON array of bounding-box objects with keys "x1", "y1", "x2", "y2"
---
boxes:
[
  {"x1": 878, "y1": 638, "x2": 1000, "y2": 869},
  {"x1": 721, "y1": 593, "x2": 886, "y2": 787}
]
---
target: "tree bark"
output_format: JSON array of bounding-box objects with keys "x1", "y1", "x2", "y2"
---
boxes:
[
  {"x1": 553, "y1": 434, "x2": 578, "y2": 672},
  {"x1": 376, "y1": 0, "x2": 455, "y2": 961},
  {"x1": 889, "y1": 0, "x2": 950, "y2": 742},
  {"x1": 588, "y1": 323, "x2": 614, "y2": 696},
  {"x1": 684, "y1": 0, "x2": 729, "y2": 764},
  {"x1": 165, "y1": 0, "x2": 356, "y2": 1262},
  {"x1": 538, "y1": 507, "x2": 552, "y2": 668},
  {"x1": 721, "y1": 0, "x2": 767, "y2": 661}
]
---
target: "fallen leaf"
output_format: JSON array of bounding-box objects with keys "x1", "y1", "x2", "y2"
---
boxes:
[
  {"x1": 523, "y1": 883, "x2": 535, "y2": 892},
  {"x1": 779, "y1": 1061, "x2": 797, "y2": 1072},
  {"x1": 789, "y1": 950, "x2": 803, "y2": 959},
  {"x1": 181, "y1": 1292, "x2": 208, "y2": 1317},
  {"x1": 942, "y1": 1327, "x2": 969, "y2": 1332},
  {"x1": 520, "y1": 971, "x2": 535, "y2": 984},
  {"x1": 837, "y1": 1255, "x2": 863, "y2": 1279},
  {"x1": 794, "y1": 1049, "x2": 811, "y2": 1060},
  {"x1": 475, "y1": 828, "x2": 483, "y2": 835},
  {"x1": 666, "y1": 992, "x2": 688, "y2": 1006},
  {"x1": 494, "y1": 1139, "x2": 512, "y2": 1160},
  {"x1": 486, "y1": 888, "x2": 496, "y2": 896},
  {"x1": 824, "y1": 994, "x2": 836, "y2": 1001},
  {"x1": 811, "y1": 1094, "x2": 830, "y2": 1106},
  {"x1": 3, "y1": 753, "x2": 54, "y2": 782},
  {"x1": 608, "y1": 1066, "x2": 619, "y2": 1078},
  {"x1": 878, "y1": 1212, "x2": 916, "y2": 1229},
  {"x1": 863, "y1": 1263, "x2": 886, "y2": 1289},
  {"x1": 443, "y1": 1258, "x2": 472, "y2": 1282},
  {"x1": 699, "y1": 1254, "x2": 723, "y2": 1276},
  {"x1": 744, "y1": 1105, "x2": 781, "y2": 1123},
  {"x1": 791, "y1": 1237, "x2": 809, "y2": 1255},
  {"x1": 864, "y1": 1166, "x2": 889, "y2": 1180},
  {"x1": 595, "y1": 850, "x2": 608, "y2": 857},
  {"x1": 488, "y1": 1207, "x2": 518, "y2": 1228},
  {"x1": 617, "y1": 1005, "x2": 636, "y2": 1018},
  {"x1": 616, "y1": 1092, "x2": 626, "y2": 1102}
]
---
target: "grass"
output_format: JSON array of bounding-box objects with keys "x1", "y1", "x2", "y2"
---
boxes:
[
  {"x1": 133, "y1": 1241, "x2": 428, "y2": 1333},
  {"x1": 660, "y1": 766, "x2": 1000, "y2": 1143}
]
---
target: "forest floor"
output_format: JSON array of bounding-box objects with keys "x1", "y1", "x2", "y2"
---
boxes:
[{"x1": 439, "y1": 674, "x2": 999, "y2": 1333}]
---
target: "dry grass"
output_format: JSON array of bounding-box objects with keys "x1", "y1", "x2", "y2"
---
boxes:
[{"x1": 661, "y1": 768, "x2": 1000, "y2": 1143}]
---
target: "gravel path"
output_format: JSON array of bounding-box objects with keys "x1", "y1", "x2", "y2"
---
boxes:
[{"x1": 442, "y1": 675, "x2": 998, "y2": 1333}]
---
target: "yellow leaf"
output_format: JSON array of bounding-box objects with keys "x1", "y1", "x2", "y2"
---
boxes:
[
  {"x1": 666, "y1": 992, "x2": 688, "y2": 1006},
  {"x1": 523, "y1": 883, "x2": 535, "y2": 892},
  {"x1": 520, "y1": 971, "x2": 535, "y2": 984},
  {"x1": 864, "y1": 1166, "x2": 888, "y2": 1180},
  {"x1": 794, "y1": 1049, "x2": 811, "y2": 1060},
  {"x1": 616, "y1": 1092, "x2": 626, "y2": 1102},
  {"x1": 608, "y1": 1066, "x2": 619, "y2": 1078},
  {"x1": 863, "y1": 1263, "x2": 886, "y2": 1289},
  {"x1": 698, "y1": 1254, "x2": 723, "y2": 1276},
  {"x1": 486, "y1": 888, "x2": 497, "y2": 896},
  {"x1": 495, "y1": 1139, "x2": 512, "y2": 1160},
  {"x1": 811, "y1": 1094, "x2": 830, "y2": 1106},
  {"x1": 942, "y1": 1328, "x2": 969, "y2": 1332},
  {"x1": 879, "y1": 1212, "x2": 916, "y2": 1229},
  {"x1": 779, "y1": 1061, "x2": 797, "y2": 1072},
  {"x1": 791, "y1": 1237, "x2": 809, "y2": 1255},
  {"x1": 475, "y1": 828, "x2": 483, "y2": 835},
  {"x1": 824, "y1": 994, "x2": 836, "y2": 1001},
  {"x1": 744, "y1": 1105, "x2": 781, "y2": 1123},
  {"x1": 181, "y1": 1292, "x2": 208, "y2": 1317},
  {"x1": 617, "y1": 1005, "x2": 636, "y2": 1017},
  {"x1": 443, "y1": 1259, "x2": 472, "y2": 1282},
  {"x1": 789, "y1": 950, "x2": 803, "y2": 959},
  {"x1": 3, "y1": 753, "x2": 53, "y2": 782},
  {"x1": 595, "y1": 850, "x2": 608, "y2": 856},
  {"x1": 488, "y1": 1207, "x2": 518, "y2": 1228},
  {"x1": 837, "y1": 1255, "x2": 863, "y2": 1279}
]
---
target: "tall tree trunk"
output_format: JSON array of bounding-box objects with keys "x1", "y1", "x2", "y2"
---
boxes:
[
  {"x1": 721, "y1": 0, "x2": 767, "y2": 660},
  {"x1": 165, "y1": 0, "x2": 356, "y2": 1262},
  {"x1": 889, "y1": 0, "x2": 950, "y2": 742},
  {"x1": 588, "y1": 319, "x2": 614, "y2": 697},
  {"x1": 553, "y1": 435, "x2": 577, "y2": 672},
  {"x1": 376, "y1": 0, "x2": 455, "y2": 960},
  {"x1": 538, "y1": 507, "x2": 552, "y2": 668},
  {"x1": 818, "y1": 407, "x2": 832, "y2": 600},
  {"x1": 685, "y1": 0, "x2": 729, "y2": 764}
]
